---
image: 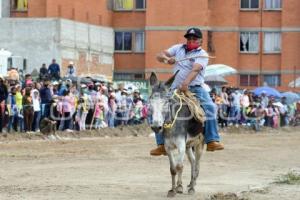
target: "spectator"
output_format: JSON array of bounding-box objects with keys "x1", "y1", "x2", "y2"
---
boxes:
[
  {"x1": 40, "y1": 81, "x2": 52, "y2": 119},
  {"x1": 39, "y1": 63, "x2": 49, "y2": 81},
  {"x1": 0, "y1": 76, "x2": 8, "y2": 133},
  {"x1": 229, "y1": 90, "x2": 241, "y2": 127},
  {"x1": 23, "y1": 87, "x2": 34, "y2": 133},
  {"x1": 261, "y1": 92, "x2": 269, "y2": 108},
  {"x1": 48, "y1": 59, "x2": 60, "y2": 81},
  {"x1": 31, "y1": 89, "x2": 41, "y2": 132},
  {"x1": 7, "y1": 86, "x2": 18, "y2": 132},
  {"x1": 66, "y1": 61, "x2": 76, "y2": 77}
]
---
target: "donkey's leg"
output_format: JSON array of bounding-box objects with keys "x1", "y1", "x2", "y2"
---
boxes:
[
  {"x1": 175, "y1": 140, "x2": 185, "y2": 194},
  {"x1": 166, "y1": 147, "x2": 177, "y2": 198},
  {"x1": 186, "y1": 146, "x2": 196, "y2": 193},
  {"x1": 188, "y1": 138, "x2": 205, "y2": 194}
]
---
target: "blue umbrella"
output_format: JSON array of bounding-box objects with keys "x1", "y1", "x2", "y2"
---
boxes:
[
  {"x1": 253, "y1": 86, "x2": 282, "y2": 97},
  {"x1": 282, "y1": 92, "x2": 300, "y2": 104}
]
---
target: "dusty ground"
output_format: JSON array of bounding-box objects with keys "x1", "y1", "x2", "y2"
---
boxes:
[{"x1": 0, "y1": 125, "x2": 299, "y2": 200}]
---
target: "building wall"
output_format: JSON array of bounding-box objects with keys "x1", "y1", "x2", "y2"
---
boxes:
[
  {"x1": 1, "y1": 0, "x2": 10, "y2": 17},
  {"x1": 0, "y1": 18, "x2": 114, "y2": 77},
  {"x1": 0, "y1": 18, "x2": 60, "y2": 73},
  {"x1": 7, "y1": 0, "x2": 300, "y2": 91},
  {"x1": 59, "y1": 19, "x2": 114, "y2": 76}
]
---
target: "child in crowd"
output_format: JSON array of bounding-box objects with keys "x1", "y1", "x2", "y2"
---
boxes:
[{"x1": 94, "y1": 99, "x2": 107, "y2": 129}]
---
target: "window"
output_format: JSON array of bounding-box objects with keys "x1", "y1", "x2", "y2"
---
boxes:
[
  {"x1": 264, "y1": 0, "x2": 281, "y2": 9},
  {"x1": 263, "y1": 74, "x2": 281, "y2": 87},
  {"x1": 241, "y1": 0, "x2": 259, "y2": 9},
  {"x1": 135, "y1": 0, "x2": 146, "y2": 9},
  {"x1": 114, "y1": 0, "x2": 146, "y2": 10},
  {"x1": 135, "y1": 32, "x2": 145, "y2": 52},
  {"x1": 11, "y1": 0, "x2": 28, "y2": 11},
  {"x1": 115, "y1": 31, "x2": 145, "y2": 52},
  {"x1": 264, "y1": 32, "x2": 281, "y2": 53},
  {"x1": 240, "y1": 74, "x2": 258, "y2": 86},
  {"x1": 240, "y1": 32, "x2": 259, "y2": 53},
  {"x1": 115, "y1": 32, "x2": 132, "y2": 51}
]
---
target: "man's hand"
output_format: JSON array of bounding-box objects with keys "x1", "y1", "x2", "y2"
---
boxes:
[
  {"x1": 156, "y1": 52, "x2": 175, "y2": 65},
  {"x1": 179, "y1": 82, "x2": 189, "y2": 93},
  {"x1": 167, "y1": 57, "x2": 176, "y2": 65}
]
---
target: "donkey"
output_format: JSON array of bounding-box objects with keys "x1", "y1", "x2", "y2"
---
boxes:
[{"x1": 149, "y1": 72, "x2": 205, "y2": 197}]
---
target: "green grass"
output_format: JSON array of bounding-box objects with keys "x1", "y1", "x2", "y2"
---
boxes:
[{"x1": 274, "y1": 171, "x2": 300, "y2": 185}]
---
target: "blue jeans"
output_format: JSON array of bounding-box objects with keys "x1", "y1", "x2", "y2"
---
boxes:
[
  {"x1": 230, "y1": 106, "x2": 240, "y2": 125},
  {"x1": 154, "y1": 86, "x2": 221, "y2": 145},
  {"x1": 155, "y1": 132, "x2": 164, "y2": 145},
  {"x1": 189, "y1": 86, "x2": 220, "y2": 143},
  {"x1": 33, "y1": 111, "x2": 41, "y2": 131}
]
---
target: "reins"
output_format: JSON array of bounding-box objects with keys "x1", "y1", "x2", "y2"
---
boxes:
[{"x1": 163, "y1": 89, "x2": 183, "y2": 129}]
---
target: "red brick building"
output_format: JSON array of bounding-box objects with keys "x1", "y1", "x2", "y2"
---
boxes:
[{"x1": 9, "y1": 0, "x2": 300, "y2": 91}]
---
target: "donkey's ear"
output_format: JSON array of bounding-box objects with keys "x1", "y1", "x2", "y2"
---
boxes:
[
  {"x1": 149, "y1": 72, "x2": 159, "y2": 86},
  {"x1": 165, "y1": 70, "x2": 180, "y2": 88}
]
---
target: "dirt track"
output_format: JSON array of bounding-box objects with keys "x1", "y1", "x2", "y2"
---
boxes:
[{"x1": 0, "y1": 126, "x2": 300, "y2": 200}]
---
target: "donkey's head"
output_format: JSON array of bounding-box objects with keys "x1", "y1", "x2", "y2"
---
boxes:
[{"x1": 148, "y1": 71, "x2": 179, "y2": 133}]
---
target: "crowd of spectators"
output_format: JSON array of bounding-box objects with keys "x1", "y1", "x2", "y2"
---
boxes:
[
  {"x1": 0, "y1": 61, "x2": 148, "y2": 134},
  {"x1": 211, "y1": 87, "x2": 300, "y2": 131},
  {"x1": 0, "y1": 60, "x2": 299, "y2": 134}
]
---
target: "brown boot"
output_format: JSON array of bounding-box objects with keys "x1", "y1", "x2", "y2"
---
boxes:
[
  {"x1": 207, "y1": 141, "x2": 224, "y2": 152},
  {"x1": 150, "y1": 145, "x2": 167, "y2": 156}
]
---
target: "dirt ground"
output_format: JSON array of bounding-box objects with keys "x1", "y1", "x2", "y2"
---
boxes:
[{"x1": 0, "y1": 125, "x2": 299, "y2": 200}]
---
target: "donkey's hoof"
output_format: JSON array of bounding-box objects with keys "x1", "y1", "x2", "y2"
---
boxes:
[
  {"x1": 175, "y1": 185, "x2": 183, "y2": 193},
  {"x1": 167, "y1": 190, "x2": 176, "y2": 197},
  {"x1": 188, "y1": 188, "x2": 195, "y2": 195}
]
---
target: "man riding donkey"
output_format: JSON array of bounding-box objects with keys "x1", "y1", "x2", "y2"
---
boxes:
[{"x1": 150, "y1": 27, "x2": 224, "y2": 156}]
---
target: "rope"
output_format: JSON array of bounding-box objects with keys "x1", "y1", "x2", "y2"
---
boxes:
[
  {"x1": 163, "y1": 89, "x2": 183, "y2": 129},
  {"x1": 163, "y1": 89, "x2": 206, "y2": 129}
]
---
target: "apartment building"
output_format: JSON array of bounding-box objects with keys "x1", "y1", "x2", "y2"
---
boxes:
[{"x1": 3, "y1": 0, "x2": 300, "y2": 91}]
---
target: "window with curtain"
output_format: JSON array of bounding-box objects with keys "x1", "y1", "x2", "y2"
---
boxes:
[
  {"x1": 263, "y1": 75, "x2": 280, "y2": 87},
  {"x1": 135, "y1": 0, "x2": 146, "y2": 9},
  {"x1": 11, "y1": 0, "x2": 28, "y2": 11},
  {"x1": 264, "y1": 0, "x2": 281, "y2": 9},
  {"x1": 264, "y1": 32, "x2": 281, "y2": 53},
  {"x1": 240, "y1": 74, "x2": 258, "y2": 86},
  {"x1": 240, "y1": 32, "x2": 259, "y2": 53},
  {"x1": 114, "y1": 0, "x2": 146, "y2": 10},
  {"x1": 135, "y1": 32, "x2": 145, "y2": 52},
  {"x1": 115, "y1": 32, "x2": 132, "y2": 51},
  {"x1": 241, "y1": 0, "x2": 259, "y2": 9},
  {"x1": 114, "y1": 0, "x2": 133, "y2": 10},
  {"x1": 249, "y1": 75, "x2": 258, "y2": 86},
  {"x1": 240, "y1": 75, "x2": 249, "y2": 86},
  {"x1": 115, "y1": 31, "x2": 145, "y2": 51}
]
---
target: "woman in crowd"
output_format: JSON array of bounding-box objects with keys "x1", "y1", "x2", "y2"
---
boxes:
[{"x1": 22, "y1": 87, "x2": 34, "y2": 133}]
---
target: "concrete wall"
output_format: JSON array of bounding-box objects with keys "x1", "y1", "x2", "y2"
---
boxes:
[
  {"x1": 59, "y1": 19, "x2": 114, "y2": 76},
  {"x1": 0, "y1": 0, "x2": 10, "y2": 17},
  {"x1": 0, "y1": 18, "x2": 60, "y2": 73},
  {"x1": 0, "y1": 18, "x2": 114, "y2": 76}
]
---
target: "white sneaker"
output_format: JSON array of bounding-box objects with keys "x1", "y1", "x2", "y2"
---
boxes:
[
  {"x1": 66, "y1": 129, "x2": 73, "y2": 133},
  {"x1": 48, "y1": 134, "x2": 56, "y2": 140}
]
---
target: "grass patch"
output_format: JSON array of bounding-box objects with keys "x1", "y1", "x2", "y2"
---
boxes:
[{"x1": 274, "y1": 171, "x2": 300, "y2": 185}]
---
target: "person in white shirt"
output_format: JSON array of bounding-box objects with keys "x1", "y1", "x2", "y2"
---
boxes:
[{"x1": 31, "y1": 89, "x2": 41, "y2": 132}]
